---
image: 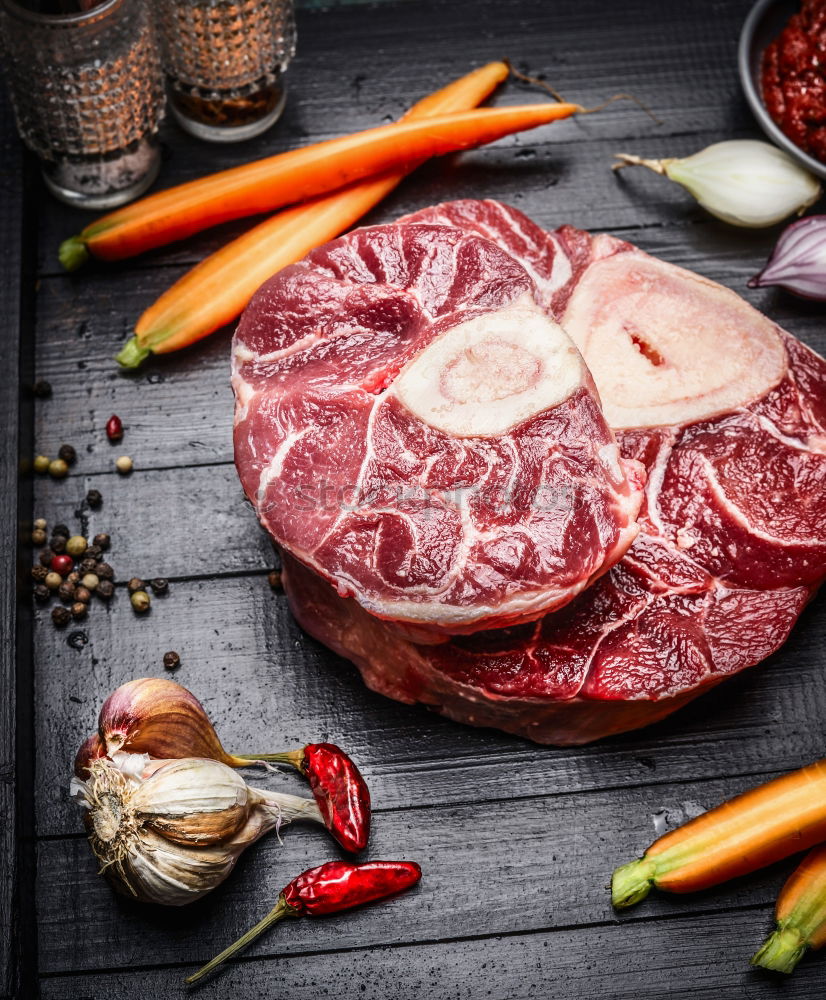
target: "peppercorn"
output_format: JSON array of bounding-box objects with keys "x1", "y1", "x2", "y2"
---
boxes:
[
  {"x1": 50, "y1": 535, "x2": 66, "y2": 554},
  {"x1": 52, "y1": 524, "x2": 70, "y2": 538},
  {"x1": 96, "y1": 563, "x2": 114, "y2": 581},
  {"x1": 115, "y1": 455, "x2": 133, "y2": 475},
  {"x1": 150, "y1": 578, "x2": 168, "y2": 595},
  {"x1": 127, "y1": 577, "x2": 145, "y2": 594},
  {"x1": 50, "y1": 555, "x2": 73, "y2": 577},
  {"x1": 85, "y1": 544, "x2": 102, "y2": 561},
  {"x1": 96, "y1": 580, "x2": 114, "y2": 600},
  {"x1": 31, "y1": 528, "x2": 47, "y2": 546},
  {"x1": 268, "y1": 570, "x2": 283, "y2": 590},
  {"x1": 81, "y1": 573, "x2": 99, "y2": 592},
  {"x1": 58, "y1": 444, "x2": 77, "y2": 466},
  {"x1": 86, "y1": 489, "x2": 102, "y2": 509},
  {"x1": 31, "y1": 565, "x2": 48, "y2": 583},
  {"x1": 163, "y1": 650, "x2": 180, "y2": 670},
  {"x1": 33, "y1": 518, "x2": 47, "y2": 531},
  {"x1": 79, "y1": 558, "x2": 97, "y2": 574},
  {"x1": 33, "y1": 584, "x2": 50, "y2": 603},
  {"x1": 66, "y1": 535, "x2": 87, "y2": 557},
  {"x1": 33, "y1": 379, "x2": 52, "y2": 399},
  {"x1": 57, "y1": 582, "x2": 75, "y2": 603},
  {"x1": 38, "y1": 549, "x2": 54, "y2": 567},
  {"x1": 74, "y1": 585, "x2": 92, "y2": 604},
  {"x1": 130, "y1": 590, "x2": 150, "y2": 613},
  {"x1": 51, "y1": 606, "x2": 71, "y2": 627},
  {"x1": 66, "y1": 571, "x2": 80, "y2": 585},
  {"x1": 106, "y1": 414, "x2": 124, "y2": 442},
  {"x1": 93, "y1": 533, "x2": 110, "y2": 551},
  {"x1": 48, "y1": 458, "x2": 68, "y2": 479},
  {"x1": 70, "y1": 602, "x2": 87, "y2": 621},
  {"x1": 45, "y1": 571, "x2": 62, "y2": 590},
  {"x1": 33, "y1": 455, "x2": 50, "y2": 475}
]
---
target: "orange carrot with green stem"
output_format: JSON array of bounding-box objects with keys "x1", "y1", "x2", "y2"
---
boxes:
[
  {"x1": 114, "y1": 60, "x2": 509, "y2": 368},
  {"x1": 752, "y1": 844, "x2": 826, "y2": 974},
  {"x1": 60, "y1": 98, "x2": 579, "y2": 269},
  {"x1": 612, "y1": 759, "x2": 826, "y2": 909}
]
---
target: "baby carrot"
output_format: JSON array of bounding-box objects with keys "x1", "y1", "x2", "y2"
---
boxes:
[
  {"x1": 115, "y1": 61, "x2": 509, "y2": 367},
  {"x1": 752, "y1": 844, "x2": 826, "y2": 974},
  {"x1": 612, "y1": 759, "x2": 826, "y2": 908},
  {"x1": 60, "y1": 99, "x2": 578, "y2": 269}
]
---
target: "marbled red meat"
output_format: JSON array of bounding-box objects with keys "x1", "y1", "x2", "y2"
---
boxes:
[
  {"x1": 280, "y1": 201, "x2": 826, "y2": 744},
  {"x1": 233, "y1": 220, "x2": 643, "y2": 639}
]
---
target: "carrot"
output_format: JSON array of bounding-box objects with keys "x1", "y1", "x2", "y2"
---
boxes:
[
  {"x1": 752, "y1": 844, "x2": 826, "y2": 974},
  {"x1": 114, "y1": 61, "x2": 509, "y2": 368},
  {"x1": 612, "y1": 759, "x2": 826, "y2": 909},
  {"x1": 60, "y1": 98, "x2": 578, "y2": 269}
]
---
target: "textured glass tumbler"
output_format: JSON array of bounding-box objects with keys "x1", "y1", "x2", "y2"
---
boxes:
[
  {"x1": 0, "y1": 0, "x2": 165, "y2": 209},
  {"x1": 154, "y1": 0, "x2": 296, "y2": 143}
]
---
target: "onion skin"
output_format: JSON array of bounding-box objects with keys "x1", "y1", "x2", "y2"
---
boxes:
[{"x1": 749, "y1": 215, "x2": 826, "y2": 301}]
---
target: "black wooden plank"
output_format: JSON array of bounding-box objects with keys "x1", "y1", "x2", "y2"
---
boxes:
[
  {"x1": 31, "y1": 573, "x2": 826, "y2": 837},
  {"x1": 38, "y1": 907, "x2": 823, "y2": 1000}
]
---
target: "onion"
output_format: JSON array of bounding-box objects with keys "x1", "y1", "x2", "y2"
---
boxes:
[{"x1": 749, "y1": 216, "x2": 826, "y2": 300}]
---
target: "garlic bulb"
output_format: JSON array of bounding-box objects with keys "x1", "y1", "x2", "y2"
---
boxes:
[
  {"x1": 71, "y1": 754, "x2": 324, "y2": 905},
  {"x1": 613, "y1": 140, "x2": 822, "y2": 228}
]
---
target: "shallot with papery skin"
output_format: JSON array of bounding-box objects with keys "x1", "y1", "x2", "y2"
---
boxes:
[{"x1": 749, "y1": 215, "x2": 826, "y2": 299}]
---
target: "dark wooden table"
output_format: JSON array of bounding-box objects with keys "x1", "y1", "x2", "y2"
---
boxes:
[{"x1": 3, "y1": 0, "x2": 825, "y2": 996}]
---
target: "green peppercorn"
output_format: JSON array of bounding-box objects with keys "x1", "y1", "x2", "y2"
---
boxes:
[
  {"x1": 33, "y1": 584, "x2": 50, "y2": 603},
  {"x1": 150, "y1": 578, "x2": 168, "y2": 595},
  {"x1": 96, "y1": 563, "x2": 114, "y2": 581},
  {"x1": 52, "y1": 524, "x2": 69, "y2": 538},
  {"x1": 85, "y1": 544, "x2": 102, "y2": 560},
  {"x1": 33, "y1": 455, "x2": 50, "y2": 475},
  {"x1": 74, "y1": 585, "x2": 92, "y2": 604},
  {"x1": 96, "y1": 580, "x2": 114, "y2": 600},
  {"x1": 127, "y1": 577, "x2": 145, "y2": 594},
  {"x1": 48, "y1": 458, "x2": 68, "y2": 479},
  {"x1": 163, "y1": 650, "x2": 180, "y2": 670},
  {"x1": 33, "y1": 380, "x2": 52, "y2": 399},
  {"x1": 130, "y1": 590, "x2": 150, "y2": 613},
  {"x1": 50, "y1": 535, "x2": 66, "y2": 554},
  {"x1": 57, "y1": 581, "x2": 75, "y2": 603},
  {"x1": 58, "y1": 444, "x2": 77, "y2": 465},
  {"x1": 115, "y1": 455, "x2": 133, "y2": 475},
  {"x1": 31, "y1": 565, "x2": 48, "y2": 583},
  {"x1": 70, "y1": 602, "x2": 87, "y2": 621},
  {"x1": 45, "y1": 572, "x2": 62, "y2": 590},
  {"x1": 66, "y1": 535, "x2": 87, "y2": 557},
  {"x1": 81, "y1": 573, "x2": 99, "y2": 592},
  {"x1": 93, "y1": 533, "x2": 110, "y2": 551},
  {"x1": 51, "y1": 606, "x2": 71, "y2": 627},
  {"x1": 38, "y1": 549, "x2": 54, "y2": 568},
  {"x1": 31, "y1": 528, "x2": 47, "y2": 546},
  {"x1": 86, "y1": 489, "x2": 102, "y2": 509},
  {"x1": 33, "y1": 518, "x2": 47, "y2": 531},
  {"x1": 79, "y1": 558, "x2": 97, "y2": 574}
]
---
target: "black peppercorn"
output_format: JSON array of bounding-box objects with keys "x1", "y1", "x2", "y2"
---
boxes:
[
  {"x1": 70, "y1": 602, "x2": 87, "y2": 620},
  {"x1": 85, "y1": 544, "x2": 102, "y2": 561},
  {"x1": 96, "y1": 563, "x2": 114, "y2": 580},
  {"x1": 74, "y1": 585, "x2": 92, "y2": 604},
  {"x1": 58, "y1": 444, "x2": 77, "y2": 465},
  {"x1": 96, "y1": 579, "x2": 114, "y2": 600},
  {"x1": 79, "y1": 558, "x2": 97, "y2": 574},
  {"x1": 50, "y1": 535, "x2": 67, "y2": 554},
  {"x1": 127, "y1": 577, "x2": 145, "y2": 594},
  {"x1": 51, "y1": 606, "x2": 71, "y2": 627},
  {"x1": 33, "y1": 584, "x2": 50, "y2": 603},
  {"x1": 31, "y1": 564, "x2": 48, "y2": 583},
  {"x1": 267, "y1": 570, "x2": 282, "y2": 590},
  {"x1": 58, "y1": 581, "x2": 75, "y2": 603},
  {"x1": 39, "y1": 549, "x2": 54, "y2": 567},
  {"x1": 66, "y1": 571, "x2": 80, "y2": 585},
  {"x1": 150, "y1": 578, "x2": 168, "y2": 595},
  {"x1": 86, "y1": 489, "x2": 102, "y2": 509},
  {"x1": 93, "y1": 533, "x2": 110, "y2": 551},
  {"x1": 33, "y1": 379, "x2": 52, "y2": 399},
  {"x1": 52, "y1": 524, "x2": 70, "y2": 538},
  {"x1": 31, "y1": 528, "x2": 47, "y2": 546},
  {"x1": 163, "y1": 650, "x2": 180, "y2": 670}
]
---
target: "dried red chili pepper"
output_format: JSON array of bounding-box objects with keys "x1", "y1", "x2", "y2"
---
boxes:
[
  {"x1": 241, "y1": 742, "x2": 371, "y2": 853},
  {"x1": 185, "y1": 860, "x2": 421, "y2": 985}
]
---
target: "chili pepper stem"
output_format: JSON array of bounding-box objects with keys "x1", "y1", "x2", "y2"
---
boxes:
[
  {"x1": 58, "y1": 236, "x2": 89, "y2": 272},
  {"x1": 115, "y1": 335, "x2": 152, "y2": 369},
  {"x1": 234, "y1": 750, "x2": 306, "y2": 771},
  {"x1": 752, "y1": 927, "x2": 808, "y2": 974},
  {"x1": 185, "y1": 894, "x2": 298, "y2": 986},
  {"x1": 611, "y1": 858, "x2": 658, "y2": 909}
]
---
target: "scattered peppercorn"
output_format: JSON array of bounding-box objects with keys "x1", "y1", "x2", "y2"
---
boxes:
[
  {"x1": 50, "y1": 535, "x2": 66, "y2": 554},
  {"x1": 50, "y1": 555, "x2": 73, "y2": 577},
  {"x1": 66, "y1": 535, "x2": 87, "y2": 557},
  {"x1": 268, "y1": 570, "x2": 283, "y2": 590},
  {"x1": 58, "y1": 582, "x2": 76, "y2": 603},
  {"x1": 58, "y1": 444, "x2": 77, "y2": 466},
  {"x1": 66, "y1": 571, "x2": 80, "y2": 585},
  {"x1": 81, "y1": 573, "x2": 99, "y2": 592},
  {"x1": 45, "y1": 572, "x2": 62, "y2": 590},
  {"x1": 93, "y1": 533, "x2": 110, "y2": 551},
  {"x1": 163, "y1": 650, "x2": 180, "y2": 670},
  {"x1": 130, "y1": 590, "x2": 150, "y2": 613},
  {"x1": 51, "y1": 606, "x2": 71, "y2": 627},
  {"x1": 127, "y1": 577, "x2": 145, "y2": 594},
  {"x1": 31, "y1": 565, "x2": 48, "y2": 583},
  {"x1": 96, "y1": 563, "x2": 114, "y2": 581},
  {"x1": 106, "y1": 414, "x2": 123, "y2": 442},
  {"x1": 48, "y1": 458, "x2": 68, "y2": 479},
  {"x1": 150, "y1": 578, "x2": 168, "y2": 595},
  {"x1": 85, "y1": 544, "x2": 102, "y2": 560},
  {"x1": 33, "y1": 584, "x2": 50, "y2": 603},
  {"x1": 70, "y1": 602, "x2": 87, "y2": 621},
  {"x1": 79, "y1": 557, "x2": 97, "y2": 574},
  {"x1": 74, "y1": 585, "x2": 92, "y2": 604},
  {"x1": 33, "y1": 380, "x2": 52, "y2": 399},
  {"x1": 33, "y1": 518, "x2": 47, "y2": 531},
  {"x1": 31, "y1": 528, "x2": 47, "y2": 546},
  {"x1": 33, "y1": 455, "x2": 50, "y2": 474},
  {"x1": 86, "y1": 489, "x2": 102, "y2": 509},
  {"x1": 52, "y1": 524, "x2": 69, "y2": 538},
  {"x1": 96, "y1": 580, "x2": 114, "y2": 600},
  {"x1": 38, "y1": 549, "x2": 53, "y2": 568},
  {"x1": 115, "y1": 455, "x2": 133, "y2": 475}
]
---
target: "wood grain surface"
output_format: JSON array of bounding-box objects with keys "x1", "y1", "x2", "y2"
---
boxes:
[{"x1": 4, "y1": 0, "x2": 826, "y2": 997}]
